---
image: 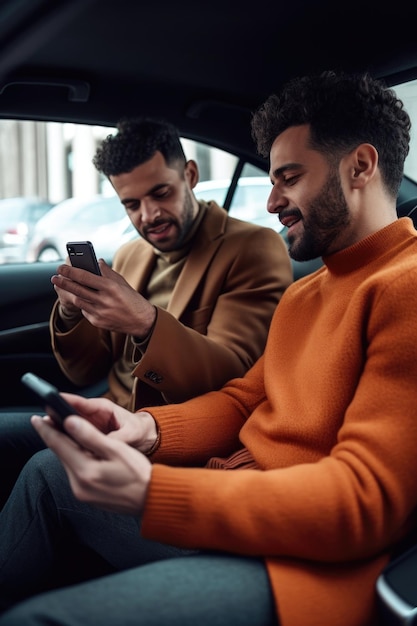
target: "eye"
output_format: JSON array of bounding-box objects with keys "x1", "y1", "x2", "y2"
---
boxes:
[
  {"x1": 125, "y1": 201, "x2": 139, "y2": 212},
  {"x1": 152, "y1": 187, "x2": 170, "y2": 199},
  {"x1": 284, "y1": 174, "x2": 300, "y2": 186}
]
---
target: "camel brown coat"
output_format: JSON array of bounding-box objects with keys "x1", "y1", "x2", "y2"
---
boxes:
[{"x1": 51, "y1": 201, "x2": 292, "y2": 409}]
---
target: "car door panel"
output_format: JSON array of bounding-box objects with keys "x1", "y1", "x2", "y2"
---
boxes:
[{"x1": 0, "y1": 263, "x2": 78, "y2": 409}]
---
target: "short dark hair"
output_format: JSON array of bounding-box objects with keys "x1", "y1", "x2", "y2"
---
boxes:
[
  {"x1": 251, "y1": 70, "x2": 411, "y2": 198},
  {"x1": 93, "y1": 117, "x2": 186, "y2": 177}
]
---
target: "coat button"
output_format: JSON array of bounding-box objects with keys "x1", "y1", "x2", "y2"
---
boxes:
[{"x1": 144, "y1": 370, "x2": 163, "y2": 384}]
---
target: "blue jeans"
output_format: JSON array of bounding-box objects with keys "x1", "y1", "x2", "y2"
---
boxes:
[{"x1": 0, "y1": 450, "x2": 278, "y2": 626}]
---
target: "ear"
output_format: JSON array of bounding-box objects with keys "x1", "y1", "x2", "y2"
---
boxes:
[
  {"x1": 184, "y1": 159, "x2": 199, "y2": 188},
  {"x1": 347, "y1": 143, "x2": 379, "y2": 189}
]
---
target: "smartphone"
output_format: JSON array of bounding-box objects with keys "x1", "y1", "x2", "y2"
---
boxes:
[
  {"x1": 66, "y1": 241, "x2": 101, "y2": 275},
  {"x1": 21, "y1": 372, "x2": 79, "y2": 430},
  {"x1": 376, "y1": 542, "x2": 417, "y2": 624}
]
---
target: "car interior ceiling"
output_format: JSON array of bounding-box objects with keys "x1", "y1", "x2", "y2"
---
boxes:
[{"x1": 0, "y1": 0, "x2": 417, "y2": 163}]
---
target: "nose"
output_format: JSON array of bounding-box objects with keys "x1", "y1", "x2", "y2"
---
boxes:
[
  {"x1": 139, "y1": 198, "x2": 161, "y2": 224},
  {"x1": 267, "y1": 184, "x2": 287, "y2": 214}
]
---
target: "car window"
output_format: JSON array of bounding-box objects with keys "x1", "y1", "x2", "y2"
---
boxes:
[
  {"x1": 0, "y1": 197, "x2": 54, "y2": 263},
  {"x1": 0, "y1": 120, "x2": 278, "y2": 265},
  {"x1": 26, "y1": 195, "x2": 127, "y2": 263},
  {"x1": 393, "y1": 78, "x2": 417, "y2": 185},
  {"x1": 195, "y1": 174, "x2": 281, "y2": 234},
  {"x1": 0, "y1": 84, "x2": 416, "y2": 267}
]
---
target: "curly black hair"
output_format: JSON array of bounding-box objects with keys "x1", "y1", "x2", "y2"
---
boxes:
[
  {"x1": 93, "y1": 117, "x2": 186, "y2": 177},
  {"x1": 251, "y1": 70, "x2": 411, "y2": 198}
]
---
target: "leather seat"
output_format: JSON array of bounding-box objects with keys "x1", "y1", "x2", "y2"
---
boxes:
[{"x1": 397, "y1": 198, "x2": 417, "y2": 225}]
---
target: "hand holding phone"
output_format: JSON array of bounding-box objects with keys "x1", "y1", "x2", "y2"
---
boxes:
[
  {"x1": 66, "y1": 241, "x2": 101, "y2": 275},
  {"x1": 21, "y1": 372, "x2": 79, "y2": 430}
]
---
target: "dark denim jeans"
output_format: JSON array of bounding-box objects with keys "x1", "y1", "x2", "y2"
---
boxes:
[
  {"x1": 0, "y1": 411, "x2": 45, "y2": 509},
  {"x1": 0, "y1": 449, "x2": 277, "y2": 626}
]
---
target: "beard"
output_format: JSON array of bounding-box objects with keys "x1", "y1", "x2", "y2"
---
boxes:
[
  {"x1": 142, "y1": 186, "x2": 196, "y2": 252},
  {"x1": 171, "y1": 186, "x2": 196, "y2": 249},
  {"x1": 288, "y1": 169, "x2": 351, "y2": 262}
]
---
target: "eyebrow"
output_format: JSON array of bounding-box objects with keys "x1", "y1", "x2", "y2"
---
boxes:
[{"x1": 121, "y1": 183, "x2": 169, "y2": 206}]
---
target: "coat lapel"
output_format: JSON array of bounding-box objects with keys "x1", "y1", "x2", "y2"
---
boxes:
[{"x1": 168, "y1": 202, "x2": 227, "y2": 318}]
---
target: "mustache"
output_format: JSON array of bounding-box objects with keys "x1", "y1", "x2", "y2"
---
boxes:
[
  {"x1": 279, "y1": 208, "x2": 302, "y2": 225},
  {"x1": 142, "y1": 218, "x2": 174, "y2": 235}
]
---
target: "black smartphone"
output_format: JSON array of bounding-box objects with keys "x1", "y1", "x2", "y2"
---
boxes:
[
  {"x1": 376, "y1": 543, "x2": 417, "y2": 624},
  {"x1": 66, "y1": 241, "x2": 101, "y2": 275},
  {"x1": 21, "y1": 372, "x2": 79, "y2": 430}
]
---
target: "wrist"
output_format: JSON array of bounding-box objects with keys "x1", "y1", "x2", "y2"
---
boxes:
[
  {"x1": 56, "y1": 304, "x2": 83, "y2": 331},
  {"x1": 138, "y1": 411, "x2": 160, "y2": 456},
  {"x1": 134, "y1": 306, "x2": 157, "y2": 343},
  {"x1": 143, "y1": 429, "x2": 161, "y2": 457},
  {"x1": 59, "y1": 303, "x2": 82, "y2": 320}
]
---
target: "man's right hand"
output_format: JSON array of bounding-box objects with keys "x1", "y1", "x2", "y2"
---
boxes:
[
  {"x1": 51, "y1": 259, "x2": 157, "y2": 337},
  {"x1": 31, "y1": 395, "x2": 156, "y2": 516}
]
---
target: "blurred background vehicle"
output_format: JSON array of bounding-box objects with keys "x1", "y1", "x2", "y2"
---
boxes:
[
  {"x1": 0, "y1": 197, "x2": 54, "y2": 263},
  {"x1": 195, "y1": 177, "x2": 282, "y2": 232},
  {"x1": 26, "y1": 194, "x2": 133, "y2": 262}
]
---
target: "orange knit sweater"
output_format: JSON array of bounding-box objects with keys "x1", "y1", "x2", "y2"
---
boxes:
[{"x1": 141, "y1": 218, "x2": 417, "y2": 626}]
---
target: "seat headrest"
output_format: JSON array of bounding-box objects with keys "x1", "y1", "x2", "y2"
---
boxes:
[{"x1": 397, "y1": 198, "x2": 417, "y2": 227}]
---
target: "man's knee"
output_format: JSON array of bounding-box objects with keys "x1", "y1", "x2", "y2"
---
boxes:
[{"x1": 17, "y1": 449, "x2": 67, "y2": 495}]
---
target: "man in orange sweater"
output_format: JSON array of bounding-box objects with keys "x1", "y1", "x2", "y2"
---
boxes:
[{"x1": 1, "y1": 70, "x2": 416, "y2": 626}]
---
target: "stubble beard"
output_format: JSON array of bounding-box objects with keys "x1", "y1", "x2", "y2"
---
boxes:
[{"x1": 289, "y1": 169, "x2": 351, "y2": 262}]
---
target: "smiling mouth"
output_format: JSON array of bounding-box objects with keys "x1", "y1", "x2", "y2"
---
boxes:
[
  {"x1": 280, "y1": 215, "x2": 301, "y2": 230},
  {"x1": 146, "y1": 222, "x2": 172, "y2": 237}
]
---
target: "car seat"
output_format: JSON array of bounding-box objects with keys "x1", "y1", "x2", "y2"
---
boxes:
[
  {"x1": 397, "y1": 198, "x2": 417, "y2": 226},
  {"x1": 376, "y1": 196, "x2": 417, "y2": 624}
]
